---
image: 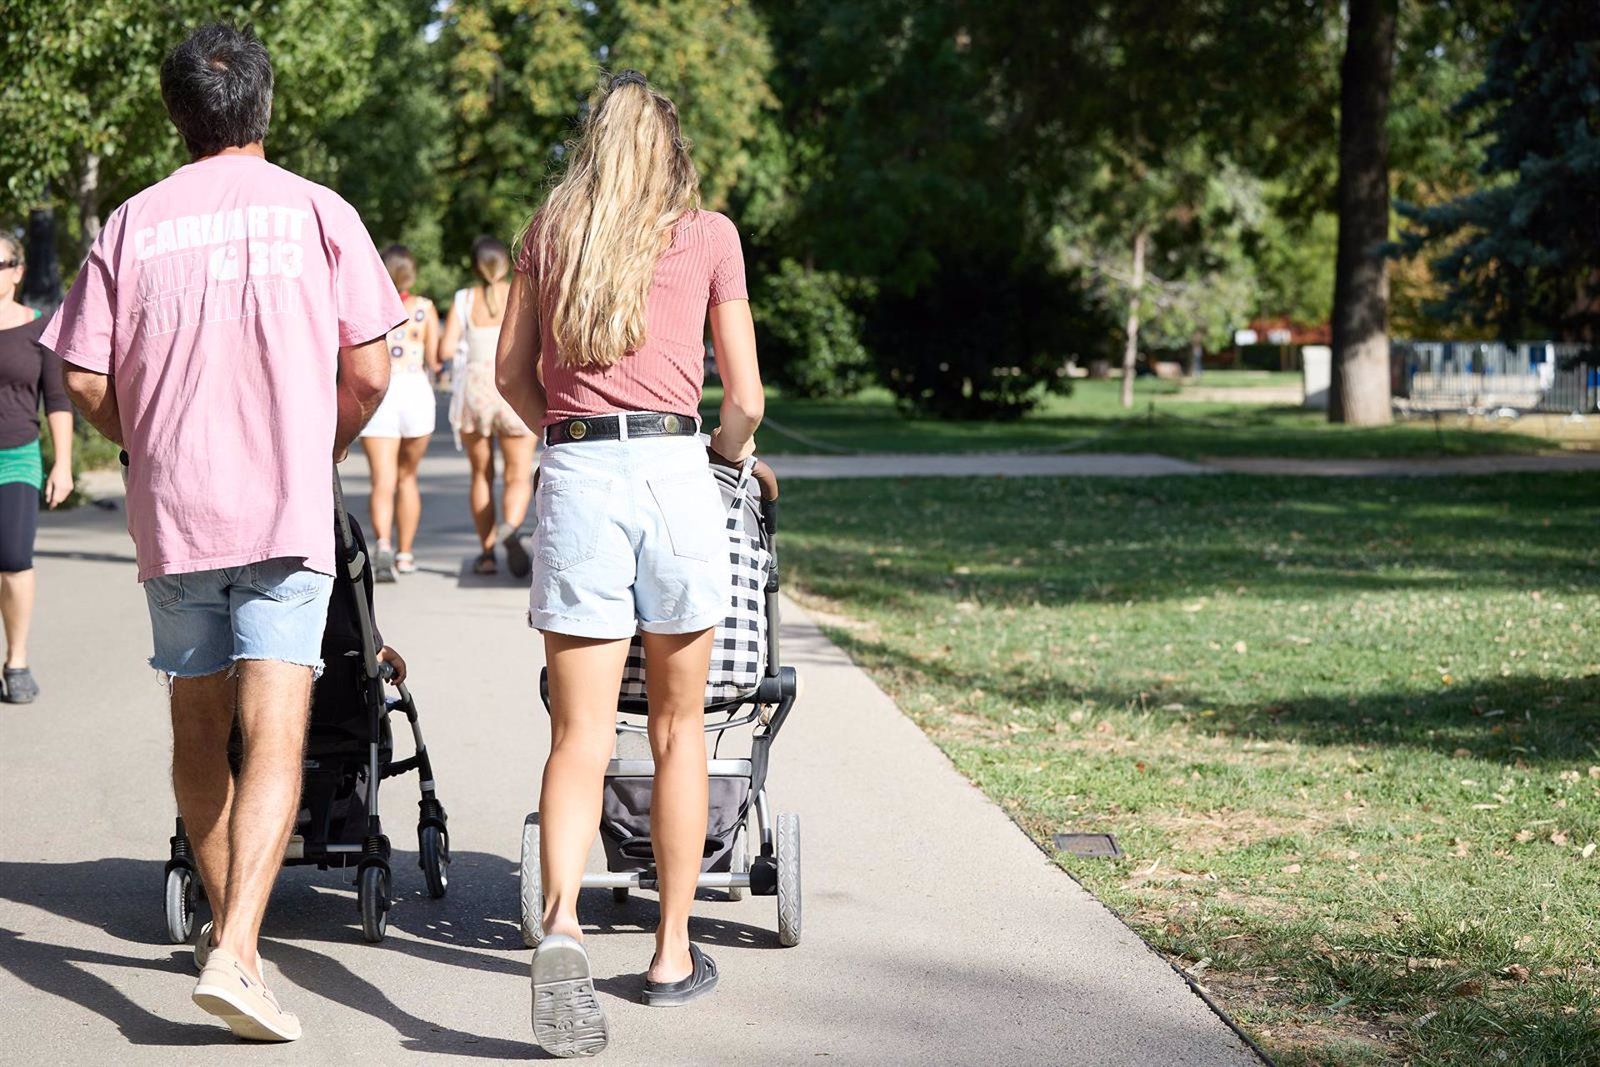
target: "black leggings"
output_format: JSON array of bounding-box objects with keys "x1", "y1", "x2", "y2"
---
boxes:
[{"x1": 0, "y1": 481, "x2": 39, "y2": 573}]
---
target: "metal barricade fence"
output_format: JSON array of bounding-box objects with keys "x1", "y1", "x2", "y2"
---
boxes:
[{"x1": 1393, "y1": 340, "x2": 1600, "y2": 414}]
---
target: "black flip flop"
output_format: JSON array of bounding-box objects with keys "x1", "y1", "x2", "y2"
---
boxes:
[{"x1": 641, "y1": 944, "x2": 719, "y2": 1007}]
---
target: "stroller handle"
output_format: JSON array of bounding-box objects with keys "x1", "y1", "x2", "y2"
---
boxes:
[{"x1": 750, "y1": 458, "x2": 779, "y2": 504}]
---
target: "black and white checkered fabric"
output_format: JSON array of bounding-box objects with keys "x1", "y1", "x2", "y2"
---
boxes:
[{"x1": 620, "y1": 461, "x2": 771, "y2": 705}]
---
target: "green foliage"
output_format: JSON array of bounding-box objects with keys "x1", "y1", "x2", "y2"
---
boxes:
[
  {"x1": 864, "y1": 252, "x2": 1111, "y2": 421},
  {"x1": 1401, "y1": 0, "x2": 1600, "y2": 338},
  {"x1": 753, "y1": 260, "x2": 874, "y2": 399}
]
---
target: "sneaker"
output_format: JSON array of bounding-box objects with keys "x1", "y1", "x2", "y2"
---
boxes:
[
  {"x1": 394, "y1": 552, "x2": 417, "y2": 575},
  {"x1": 373, "y1": 545, "x2": 396, "y2": 583},
  {"x1": 2, "y1": 666, "x2": 38, "y2": 703},
  {"x1": 192, "y1": 947, "x2": 302, "y2": 1042}
]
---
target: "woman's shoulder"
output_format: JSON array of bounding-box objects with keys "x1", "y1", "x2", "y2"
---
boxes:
[{"x1": 683, "y1": 209, "x2": 739, "y2": 238}]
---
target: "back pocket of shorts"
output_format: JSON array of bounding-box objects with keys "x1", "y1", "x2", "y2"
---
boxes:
[
  {"x1": 648, "y1": 471, "x2": 722, "y2": 563},
  {"x1": 249, "y1": 559, "x2": 328, "y2": 604},
  {"x1": 534, "y1": 476, "x2": 611, "y2": 571}
]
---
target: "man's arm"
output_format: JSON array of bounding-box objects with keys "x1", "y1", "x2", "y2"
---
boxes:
[
  {"x1": 495, "y1": 272, "x2": 547, "y2": 429},
  {"x1": 63, "y1": 368, "x2": 124, "y2": 447},
  {"x1": 335, "y1": 337, "x2": 391, "y2": 460}
]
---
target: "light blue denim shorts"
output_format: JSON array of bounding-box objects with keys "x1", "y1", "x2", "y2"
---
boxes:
[
  {"x1": 528, "y1": 434, "x2": 730, "y2": 640},
  {"x1": 143, "y1": 558, "x2": 335, "y2": 678}
]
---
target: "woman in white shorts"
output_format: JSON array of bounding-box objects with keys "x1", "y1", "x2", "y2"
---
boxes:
[
  {"x1": 360, "y1": 245, "x2": 439, "y2": 581},
  {"x1": 496, "y1": 70, "x2": 764, "y2": 1056}
]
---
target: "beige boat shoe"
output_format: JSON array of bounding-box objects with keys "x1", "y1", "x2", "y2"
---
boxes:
[{"x1": 192, "y1": 947, "x2": 302, "y2": 1042}]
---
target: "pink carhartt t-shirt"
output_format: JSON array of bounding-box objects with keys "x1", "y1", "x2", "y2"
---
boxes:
[
  {"x1": 515, "y1": 209, "x2": 748, "y2": 427},
  {"x1": 42, "y1": 153, "x2": 405, "y2": 581}
]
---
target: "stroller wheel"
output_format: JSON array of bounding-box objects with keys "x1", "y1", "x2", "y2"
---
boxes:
[
  {"x1": 776, "y1": 812, "x2": 802, "y2": 947},
  {"x1": 611, "y1": 887, "x2": 630, "y2": 905},
  {"x1": 164, "y1": 866, "x2": 197, "y2": 945},
  {"x1": 728, "y1": 829, "x2": 750, "y2": 902},
  {"x1": 359, "y1": 865, "x2": 389, "y2": 943},
  {"x1": 419, "y1": 825, "x2": 449, "y2": 899},
  {"x1": 519, "y1": 814, "x2": 544, "y2": 948}
]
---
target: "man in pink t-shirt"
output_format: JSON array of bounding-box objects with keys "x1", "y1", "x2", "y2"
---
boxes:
[{"x1": 44, "y1": 23, "x2": 400, "y2": 1043}]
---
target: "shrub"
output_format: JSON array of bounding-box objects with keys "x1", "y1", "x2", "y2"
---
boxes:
[
  {"x1": 864, "y1": 253, "x2": 1115, "y2": 420},
  {"x1": 752, "y1": 259, "x2": 876, "y2": 399}
]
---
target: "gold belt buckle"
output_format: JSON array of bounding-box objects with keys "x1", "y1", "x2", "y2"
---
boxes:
[
  {"x1": 662, "y1": 414, "x2": 681, "y2": 434},
  {"x1": 569, "y1": 420, "x2": 588, "y2": 441}
]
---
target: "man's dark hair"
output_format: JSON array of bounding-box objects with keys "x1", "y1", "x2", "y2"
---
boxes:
[{"x1": 160, "y1": 23, "x2": 274, "y2": 159}]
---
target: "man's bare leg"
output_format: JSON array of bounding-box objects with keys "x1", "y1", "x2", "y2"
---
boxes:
[
  {"x1": 212, "y1": 659, "x2": 313, "y2": 981},
  {"x1": 171, "y1": 669, "x2": 236, "y2": 945}
]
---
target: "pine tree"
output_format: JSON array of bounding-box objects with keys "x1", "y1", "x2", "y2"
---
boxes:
[{"x1": 1403, "y1": 0, "x2": 1600, "y2": 339}]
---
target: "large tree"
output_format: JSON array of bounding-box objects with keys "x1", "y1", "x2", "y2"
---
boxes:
[
  {"x1": 1329, "y1": 0, "x2": 1398, "y2": 425},
  {"x1": 0, "y1": 1, "x2": 403, "y2": 256}
]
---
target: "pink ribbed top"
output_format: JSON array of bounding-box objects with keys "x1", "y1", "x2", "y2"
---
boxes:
[{"x1": 515, "y1": 209, "x2": 747, "y2": 428}]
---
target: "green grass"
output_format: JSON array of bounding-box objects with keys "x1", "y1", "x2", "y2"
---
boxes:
[
  {"x1": 702, "y1": 381, "x2": 1567, "y2": 459},
  {"x1": 781, "y1": 474, "x2": 1600, "y2": 1065}
]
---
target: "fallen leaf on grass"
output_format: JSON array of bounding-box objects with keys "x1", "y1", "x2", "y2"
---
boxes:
[
  {"x1": 1281, "y1": 863, "x2": 1302, "y2": 875},
  {"x1": 1583, "y1": 842, "x2": 1597, "y2": 859},
  {"x1": 1515, "y1": 830, "x2": 1537, "y2": 843},
  {"x1": 1551, "y1": 831, "x2": 1569, "y2": 846},
  {"x1": 1415, "y1": 1011, "x2": 1439, "y2": 1026},
  {"x1": 1502, "y1": 964, "x2": 1532, "y2": 982},
  {"x1": 1452, "y1": 980, "x2": 1484, "y2": 997},
  {"x1": 1233, "y1": 640, "x2": 1248, "y2": 654}
]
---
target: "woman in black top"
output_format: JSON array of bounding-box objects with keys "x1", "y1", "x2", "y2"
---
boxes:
[{"x1": 0, "y1": 232, "x2": 73, "y2": 703}]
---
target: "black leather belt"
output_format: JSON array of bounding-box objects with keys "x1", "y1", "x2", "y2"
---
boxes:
[{"x1": 545, "y1": 412, "x2": 700, "y2": 446}]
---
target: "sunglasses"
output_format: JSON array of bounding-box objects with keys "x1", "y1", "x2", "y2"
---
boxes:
[{"x1": 0, "y1": 260, "x2": 20, "y2": 271}]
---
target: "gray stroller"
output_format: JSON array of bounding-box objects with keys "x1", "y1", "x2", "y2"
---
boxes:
[{"x1": 518, "y1": 456, "x2": 803, "y2": 947}]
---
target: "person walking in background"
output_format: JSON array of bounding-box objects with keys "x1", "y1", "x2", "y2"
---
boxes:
[
  {"x1": 45, "y1": 23, "x2": 400, "y2": 1042},
  {"x1": 361, "y1": 245, "x2": 439, "y2": 582},
  {"x1": 0, "y1": 232, "x2": 73, "y2": 704},
  {"x1": 440, "y1": 235, "x2": 535, "y2": 577},
  {"x1": 496, "y1": 69, "x2": 765, "y2": 1057}
]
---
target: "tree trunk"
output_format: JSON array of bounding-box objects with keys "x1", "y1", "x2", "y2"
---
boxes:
[
  {"x1": 1328, "y1": 0, "x2": 1396, "y2": 425},
  {"x1": 77, "y1": 152, "x2": 102, "y2": 257},
  {"x1": 1119, "y1": 226, "x2": 1147, "y2": 409},
  {"x1": 1189, "y1": 332, "x2": 1204, "y2": 379}
]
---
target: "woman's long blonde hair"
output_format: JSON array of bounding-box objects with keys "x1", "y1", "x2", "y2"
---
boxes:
[{"x1": 530, "y1": 70, "x2": 700, "y2": 369}]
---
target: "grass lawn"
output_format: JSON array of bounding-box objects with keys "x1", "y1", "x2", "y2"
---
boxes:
[
  {"x1": 703, "y1": 381, "x2": 1581, "y2": 459},
  {"x1": 781, "y1": 473, "x2": 1600, "y2": 1065}
]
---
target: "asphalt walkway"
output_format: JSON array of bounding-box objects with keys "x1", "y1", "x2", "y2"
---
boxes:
[{"x1": 0, "y1": 437, "x2": 1261, "y2": 1065}]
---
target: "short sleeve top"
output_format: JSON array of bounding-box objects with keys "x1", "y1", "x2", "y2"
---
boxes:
[{"x1": 515, "y1": 209, "x2": 747, "y2": 427}]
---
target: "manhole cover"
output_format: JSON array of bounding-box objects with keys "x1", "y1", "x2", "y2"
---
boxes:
[{"x1": 1052, "y1": 833, "x2": 1122, "y2": 858}]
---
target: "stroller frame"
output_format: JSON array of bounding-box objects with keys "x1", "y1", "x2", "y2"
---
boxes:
[
  {"x1": 161, "y1": 472, "x2": 448, "y2": 946},
  {"x1": 519, "y1": 458, "x2": 804, "y2": 947}
]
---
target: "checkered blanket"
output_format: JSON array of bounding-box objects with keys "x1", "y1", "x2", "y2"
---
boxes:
[{"x1": 620, "y1": 460, "x2": 771, "y2": 706}]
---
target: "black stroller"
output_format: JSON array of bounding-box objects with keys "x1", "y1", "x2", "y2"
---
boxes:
[
  {"x1": 162, "y1": 475, "x2": 449, "y2": 945},
  {"x1": 517, "y1": 457, "x2": 803, "y2": 947}
]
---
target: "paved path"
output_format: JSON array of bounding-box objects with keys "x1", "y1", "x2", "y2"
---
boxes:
[
  {"x1": 763, "y1": 450, "x2": 1600, "y2": 480},
  {"x1": 767, "y1": 452, "x2": 1211, "y2": 478},
  {"x1": 0, "y1": 438, "x2": 1260, "y2": 1066}
]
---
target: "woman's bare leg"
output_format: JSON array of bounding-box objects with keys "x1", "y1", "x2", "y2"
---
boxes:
[
  {"x1": 640, "y1": 627, "x2": 714, "y2": 983},
  {"x1": 461, "y1": 431, "x2": 496, "y2": 553},
  {"x1": 539, "y1": 633, "x2": 631, "y2": 941},
  {"x1": 500, "y1": 433, "x2": 538, "y2": 531},
  {"x1": 360, "y1": 437, "x2": 401, "y2": 547},
  {"x1": 1, "y1": 569, "x2": 35, "y2": 668},
  {"x1": 395, "y1": 435, "x2": 431, "y2": 556}
]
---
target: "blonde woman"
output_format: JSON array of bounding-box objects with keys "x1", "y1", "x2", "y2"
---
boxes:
[
  {"x1": 360, "y1": 245, "x2": 440, "y2": 581},
  {"x1": 497, "y1": 70, "x2": 764, "y2": 1056},
  {"x1": 440, "y1": 236, "x2": 536, "y2": 576},
  {"x1": 0, "y1": 232, "x2": 73, "y2": 703}
]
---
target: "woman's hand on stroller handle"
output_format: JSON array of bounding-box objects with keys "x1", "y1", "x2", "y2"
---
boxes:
[{"x1": 377, "y1": 645, "x2": 407, "y2": 685}]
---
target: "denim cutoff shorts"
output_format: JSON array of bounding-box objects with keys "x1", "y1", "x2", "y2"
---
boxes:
[
  {"x1": 143, "y1": 558, "x2": 335, "y2": 678},
  {"x1": 528, "y1": 433, "x2": 730, "y2": 640}
]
